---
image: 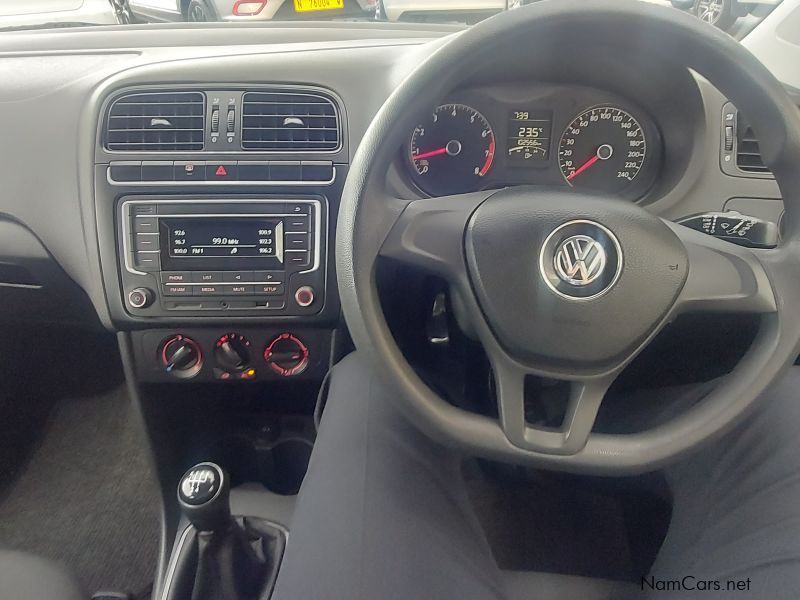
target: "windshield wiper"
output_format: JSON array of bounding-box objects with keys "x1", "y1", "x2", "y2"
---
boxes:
[{"x1": 0, "y1": 21, "x2": 102, "y2": 33}]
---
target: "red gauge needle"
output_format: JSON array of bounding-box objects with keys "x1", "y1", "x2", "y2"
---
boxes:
[
  {"x1": 566, "y1": 154, "x2": 600, "y2": 181},
  {"x1": 413, "y1": 147, "x2": 448, "y2": 161}
]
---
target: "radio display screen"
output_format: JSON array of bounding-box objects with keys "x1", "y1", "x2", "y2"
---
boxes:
[{"x1": 159, "y1": 217, "x2": 283, "y2": 270}]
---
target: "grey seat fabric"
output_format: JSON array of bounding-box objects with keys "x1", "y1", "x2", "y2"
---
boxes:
[
  {"x1": 504, "y1": 571, "x2": 638, "y2": 600},
  {"x1": 0, "y1": 549, "x2": 86, "y2": 600}
]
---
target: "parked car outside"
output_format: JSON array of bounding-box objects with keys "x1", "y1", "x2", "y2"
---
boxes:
[
  {"x1": 127, "y1": 0, "x2": 375, "y2": 22},
  {"x1": 376, "y1": 0, "x2": 505, "y2": 23},
  {"x1": 0, "y1": 0, "x2": 120, "y2": 28}
]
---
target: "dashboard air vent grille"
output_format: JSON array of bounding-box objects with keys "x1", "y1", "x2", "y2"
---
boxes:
[
  {"x1": 735, "y1": 114, "x2": 770, "y2": 174},
  {"x1": 242, "y1": 91, "x2": 340, "y2": 151},
  {"x1": 106, "y1": 91, "x2": 205, "y2": 151}
]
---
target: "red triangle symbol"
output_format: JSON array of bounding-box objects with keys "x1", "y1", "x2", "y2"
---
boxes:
[{"x1": 215, "y1": 165, "x2": 227, "y2": 177}]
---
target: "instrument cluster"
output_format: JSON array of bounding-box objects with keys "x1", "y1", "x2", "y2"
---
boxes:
[{"x1": 402, "y1": 83, "x2": 663, "y2": 202}]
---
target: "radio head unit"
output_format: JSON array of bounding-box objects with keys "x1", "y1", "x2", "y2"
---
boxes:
[{"x1": 118, "y1": 197, "x2": 326, "y2": 318}]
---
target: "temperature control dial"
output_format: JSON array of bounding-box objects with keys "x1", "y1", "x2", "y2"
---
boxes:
[
  {"x1": 263, "y1": 333, "x2": 309, "y2": 377},
  {"x1": 214, "y1": 333, "x2": 251, "y2": 372},
  {"x1": 160, "y1": 335, "x2": 202, "y2": 379}
]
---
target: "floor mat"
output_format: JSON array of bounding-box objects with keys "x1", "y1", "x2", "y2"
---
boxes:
[{"x1": 0, "y1": 382, "x2": 160, "y2": 596}]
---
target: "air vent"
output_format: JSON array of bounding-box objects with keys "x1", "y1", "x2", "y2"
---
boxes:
[
  {"x1": 242, "y1": 91, "x2": 340, "y2": 151},
  {"x1": 735, "y1": 113, "x2": 770, "y2": 174},
  {"x1": 106, "y1": 91, "x2": 205, "y2": 152}
]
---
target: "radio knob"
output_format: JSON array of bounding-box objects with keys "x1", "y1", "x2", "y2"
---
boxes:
[
  {"x1": 128, "y1": 287, "x2": 154, "y2": 309},
  {"x1": 294, "y1": 286, "x2": 315, "y2": 308},
  {"x1": 264, "y1": 333, "x2": 309, "y2": 377},
  {"x1": 161, "y1": 335, "x2": 203, "y2": 379}
]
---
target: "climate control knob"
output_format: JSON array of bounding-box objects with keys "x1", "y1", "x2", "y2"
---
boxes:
[
  {"x1": 160, "y1": 335, "x2": 202, "y2": 379},
  {"x1": 214, "y1": 333, "x2": 251, "y2": 372},
  {"x1": 264, "y1": 333, "x2": 309, "y2": 377}
]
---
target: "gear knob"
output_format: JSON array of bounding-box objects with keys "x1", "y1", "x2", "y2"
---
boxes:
[{"x1": 178, "y1": 462, "x2": 231, "y2": 532}]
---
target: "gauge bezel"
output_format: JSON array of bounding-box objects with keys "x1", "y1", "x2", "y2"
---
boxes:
[
  {"x1": 557, "y1": 103, "x2": 662, "y2": 201},
  {"x1": 407, "y1": 103, "x2": 496, "y2": 197}
]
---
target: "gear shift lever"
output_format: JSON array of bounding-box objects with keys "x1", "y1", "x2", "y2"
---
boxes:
[
  {"x1": 165, "y1": 463, "x2": 286, "y2": 600},
  {"x1": 177, "y1": 462, "x2": 230, "y2": 532}
]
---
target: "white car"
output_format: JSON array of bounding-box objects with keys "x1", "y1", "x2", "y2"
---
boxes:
[
  {"x1": 127, "y1": 0, "x2": 375, "y2": 22},
  {"x1": 376, "y1": 0, "x2": 506, "y2": 23},
  {"x1": 0, "y1": 0, "x2": 121, "y2": 28}
]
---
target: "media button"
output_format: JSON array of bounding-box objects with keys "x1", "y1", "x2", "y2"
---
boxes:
[
  {"x1": 222, "y1": 284, "x2": 253, "y2": 295},
  {"x1": 286, "y1": 202, "x2": 311, "y2": 215},
  {"x1": 192, "y1": 271, "x2": 224, "y2": 283},
  {"x1": 284, "y1": 216, "x2": 310, "y2": 233},
  {"x1": 133, "y1": 217, "x2": 158, "y2": 234},
  {"x1": 161, "y1": 272, "x2": 191, "y2": 284},
  {"x1": 255, "y1": 283, "x2": 284, "y2": 296},
  {"x1": 284, "y1": 233, "x2": 310, "y2": 251},
  {"x1": 253, "y1": 271, "x2": 282, "y2": 283},
  {"x1": 194, "y1": 284, "x2": 223, "y2": 296},
  {"x1": 134, "y1": 233, "x2": 160, "y2": 251},
  {"x1": 174, "y1": 161, "x2": 206, "y2": 181},
  {"x1": 223, "y1": 271, "x2": 253, "y2": 283},
  {"x1": 163, "y1": 284, "x2": 192, "y2": 296},
  {"x1": 134, "y1": 252, "x2": 160, "y2": 271}
]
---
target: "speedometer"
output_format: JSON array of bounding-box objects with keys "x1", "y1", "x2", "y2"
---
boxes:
[
  {"x1": 409, "y1": 104, "x2": 496, "y2": 197},
  {"x1": 558, "y1": 106, "x2": 647, "y2": 194}
]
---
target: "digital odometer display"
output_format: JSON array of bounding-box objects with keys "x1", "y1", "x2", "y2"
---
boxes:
[
  {"x1": 165, "y1": 218, "x2": 279, "y2": 259},
  {"x1": 507, "y1": 109, "x2": 552, "y2": 163},
  {"x1": 558, "y1": 106, "x2": 647, "y2": 194}
]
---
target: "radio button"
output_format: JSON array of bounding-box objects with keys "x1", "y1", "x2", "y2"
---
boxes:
[
  {"x1": 110, "y1": 161, "x2": 141, "y2": 182},
  {"x1": 192, "y1": 271, "x2": 224, "y2": 283},
  {"x1": 237, "y1": 161, "x2": 268, "y2": 182},
  {"x1": 255, "y1": 283, "x2": 284, "y2": 296},
  {"x1": 284, "y1": 216, "x2": 310, "y2": 233},
  {"x1": 134, "y1": 233, "x2": 160, "y2": 252},
  {"x1": 253, "y1": 271, "x2": 282, "y2": 283},
  {"x1": 194, "y1": 284, "x2": 223, "y2": 296},
  {"x1": 133, "y1": 217, "x2": 158, "y2": 234},
  {"x1": 286, "y1": 202, "x2": 311, "y2": 215},
  {"x1": 142, "y1": 161, "x2": 175, "y2": 182},
  {"x1": 134, "y1": 252, "x2": 160, "y2": 271},
  {"x1": 287, "y1": 251, "x2": 310, "y2": 267},
  {"x1": 163, "y1": 284, "x2": 193, "y2": 296},
  {"x1": 206, "y1": 162, "x2": 237, "y2": 181},
  {"x1": 161, "y1": 272, "x2": 191, "y2": 284},
  {"x1": 174, "y1": 161, "x2": 206, "y2": 181},
  {"x1": 222, "y1": 284, "x2": 253, "y2": 295},
  {"x1": 223, "y1": 271, "x2": 254, "y2": 283},
  {"x1": 285, "y1": 233, "x2": 310, "y2": 251}
]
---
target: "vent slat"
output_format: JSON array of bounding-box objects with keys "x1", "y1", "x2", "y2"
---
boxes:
[
  {"x1": 241, "y1": 91, "x2": 340, "y2": 152},
  {"x1": 105, "y1": 91, "x2": 205, "y2": 152},
  {"x1": 735, "y1": 113, "x2": 770, "y2": 174}
]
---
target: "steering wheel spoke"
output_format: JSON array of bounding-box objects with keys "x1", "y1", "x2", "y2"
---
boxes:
[
  {"x1": 668, "y1": 222, "x2": 778, "y2": 315},
  {"x1": 493, "y1": 355, "x2": 615, "y2": 455},
  {"x1": 378, "y1": 190, "x2": 496, "y2": 281}
]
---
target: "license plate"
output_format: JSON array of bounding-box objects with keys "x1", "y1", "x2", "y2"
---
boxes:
[{"x1": 294, "y1": 0, "x2": 344, "y2": 12}]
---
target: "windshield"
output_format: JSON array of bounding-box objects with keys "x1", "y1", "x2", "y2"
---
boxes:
[{"x1": 0, "y1": 0, "x2": 783, "y2": 40}]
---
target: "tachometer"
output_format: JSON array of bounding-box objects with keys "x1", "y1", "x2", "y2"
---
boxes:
[
  {"x1": 409, "y1": 104, "x2": 496, "y2": 196},
  {"x1": 558, "y1": 106, "x2": 646, "y2": 194}
]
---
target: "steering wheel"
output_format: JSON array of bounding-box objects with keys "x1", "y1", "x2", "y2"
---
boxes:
[{"x1": 337, "y1": 0, "x2": 800, "y2": 474}]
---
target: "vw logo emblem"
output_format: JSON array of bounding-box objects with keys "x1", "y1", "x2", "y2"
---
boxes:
[
  {"x1": 554, "y1": 235, "x2": 607, "y2": 286},
  {"x1": 539, "y1": 220, "x2": 623, "y2": 301}
]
